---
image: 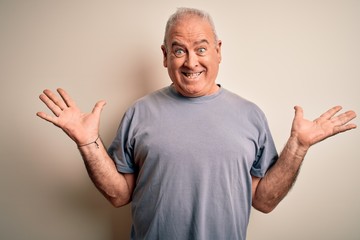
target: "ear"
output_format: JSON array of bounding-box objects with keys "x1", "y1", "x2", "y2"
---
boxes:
[
  {"x1": 161, "y1": 45, "x2": 168, "y2": 68},
  {"x1": 216, "y1": 40, "x2": 222, "y2": 63}
]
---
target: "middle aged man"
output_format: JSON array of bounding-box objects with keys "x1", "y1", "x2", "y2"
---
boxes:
[{"x1": 37, "y1": 8, "x2": 357, "y2": 240}]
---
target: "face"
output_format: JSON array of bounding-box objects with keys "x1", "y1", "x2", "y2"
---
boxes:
[{"x1": 161, "y1": 15, "x2": 222, "y2": 97}]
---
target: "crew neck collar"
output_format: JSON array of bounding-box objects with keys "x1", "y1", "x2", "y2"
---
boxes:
[{"x1": 167, "y1": 84, "x2": 223, "y2": 103}]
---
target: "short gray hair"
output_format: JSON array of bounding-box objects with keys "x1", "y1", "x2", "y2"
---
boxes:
[{"x1": 163, "y1": 7, "x2": 218, "y2": 47}]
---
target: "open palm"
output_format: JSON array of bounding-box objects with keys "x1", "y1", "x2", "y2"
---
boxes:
[
  {"x1": 37, "y1": 88, "x2": 106, "y2": 145},
  {"x1": 291, "y1": 106, "x2": 357, "y2": 149}
]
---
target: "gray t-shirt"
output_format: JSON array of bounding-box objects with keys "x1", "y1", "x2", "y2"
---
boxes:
[{"x1": 108, "y1": 85, "x2": 278, "y2": 240}]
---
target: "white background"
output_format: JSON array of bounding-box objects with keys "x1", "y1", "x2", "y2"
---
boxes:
[{"x1": 1, "y1": 0, "x2": 359, "y2": 239}]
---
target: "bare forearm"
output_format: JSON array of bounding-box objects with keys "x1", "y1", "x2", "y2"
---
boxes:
[
  {"x1": 36, "y1": 89, "x2": 134, "y2": 206},
  {"x1": 78, "y1": 138, "x2": 133, "y2": 207},
  {"x1": 253, "y1": 136, "x2": 308, "y2": 213},
  {"x1": 252, "y1": 106, "x2": 356, "y2": 213}
]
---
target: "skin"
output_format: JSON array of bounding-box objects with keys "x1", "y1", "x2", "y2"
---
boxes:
[
  {"x1": 37, "y1": 89, "x2": 135, "y2": 206},
  {"x1": 161, "y1": 15, "x2": 221, "y2": 97},
  {"x1": 252, "y1": 105, "x2": 356, "y2": 212},
  {"x1": 37, "y1": 14, "x2": 357, "y2": 212}
]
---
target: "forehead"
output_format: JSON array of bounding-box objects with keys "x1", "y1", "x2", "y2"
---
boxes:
[{"x1": 167, "y1": 16, "x2": 214, "y2": 46}]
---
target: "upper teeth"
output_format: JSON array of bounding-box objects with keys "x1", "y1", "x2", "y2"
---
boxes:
[{"x1": 185, "y1": 72, "x2": 201, "y2": 79}]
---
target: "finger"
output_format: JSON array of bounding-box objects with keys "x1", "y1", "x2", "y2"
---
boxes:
[
  {"x1": 294, "y1": 105, "x2": 304, "y2": 120},
  {"x1": 57, "y1": 88, "x2": 77, "y2": 108},
  {"x1": 36, "y1": 111, "x2": 59, "y2": 125},
  {"x1": 92, "y1": 100, "x2": 106, "y2": 116},
  {"x1": 39, "y1": 92, "x2": 62, "y2": 117},
  {"x1": 333, "y1": 123, "x2": 357, "y2": 135},
  {"x1": 318, "y1": 106, "x2": 342, "y2": 120},
  {"x1": 43, "y1": 89, "x2": 68, "y2": 111},
  {"x1": 332, "y1": 110, "x2": 357, "y2": 126}
]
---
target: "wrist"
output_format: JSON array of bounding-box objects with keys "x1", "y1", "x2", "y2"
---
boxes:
[
  {"x1": 72, "y1": 131, "x2": 99, "y2": 145},
  {"x1": 77, "y1": 135, "x2": 100, "y2": 149},
  {"x1": 286, "y1": 135, "x2": 309, "y2": 157}
]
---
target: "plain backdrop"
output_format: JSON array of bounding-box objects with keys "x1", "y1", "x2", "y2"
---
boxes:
[{"x1": 1, "y1": 0, "x2": 359, "y2": 239}]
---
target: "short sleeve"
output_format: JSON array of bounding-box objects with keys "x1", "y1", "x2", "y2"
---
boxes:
[
  {"x1": 250, "y1": 109, "x2": 278, "y2": 177},
  {"x1": 108, "y1": 109, "x2": 137, "y2": 174}
]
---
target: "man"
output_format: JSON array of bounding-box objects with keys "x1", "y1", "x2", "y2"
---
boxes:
[{"x1": 37, "y1": 8, "x2": 357, "y2": 240}]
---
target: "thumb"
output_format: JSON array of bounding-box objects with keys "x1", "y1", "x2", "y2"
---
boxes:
[
  {"x1": 92, "y1": 100, "x2": 106, "y2": 116},
  {"x1": 294, "y1": 105, "x2": 304, "y2": 120}
]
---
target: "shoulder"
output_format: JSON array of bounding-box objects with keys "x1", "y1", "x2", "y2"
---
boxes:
[
  {"x1": 123, "y1": 86, "x2": 170, "y2": 118},
  {"x1": 134, "y1": 86, "x2": 170, "y2": 106},
  {"x1": 221, "y1": 88, "x2": 265, "y2": 116}
]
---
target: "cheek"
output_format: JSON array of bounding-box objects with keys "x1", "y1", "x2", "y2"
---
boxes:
[
  {"x1": 168, "y1": 59, "x2": 183, "y2": 72},
  {"x1": 205, "y1": 56, "x2": 220, "y2": 70}
]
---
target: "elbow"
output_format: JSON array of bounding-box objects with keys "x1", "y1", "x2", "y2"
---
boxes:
[
  {"x1": 252, "y1": 198, "x2": 278, "y2": 214},
  {"x1": 253, "y1": 203, "x2": 275, "y2": 214},
  {"x1": 100, "y1": 187, "x2": 133, "y2": 208},
  {"x1": 109, "y1": 196, "x2": 131, "y2": 208},
  {"x1": 111, "y1": 201, "x2": 130, "y2": 208},
  {"x1": 102, "y1": 190, "x2": 132, "y2": 208},
  {"x1": 252, "y1": 185, "x2": 282, "y2": 213}
]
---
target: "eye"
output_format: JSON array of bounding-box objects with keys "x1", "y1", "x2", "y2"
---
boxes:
[
  {"x1": 174, "y1": 48, "x2": 185, "y2": 57},
  {"x1": 198, "y1": 47, "x2": 206, "y2": 55}
]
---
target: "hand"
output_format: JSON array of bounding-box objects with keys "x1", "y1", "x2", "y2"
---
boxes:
[
  {"x1": 36, "y1": 88, "x2": 106, "y2": 145},
  {"x1": 291, "y1": 106, "x2": 357, "y2": 149}
]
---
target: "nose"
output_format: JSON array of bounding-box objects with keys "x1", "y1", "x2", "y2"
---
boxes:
[{"x1": 184, "y1": 51, "x2": 199, "y2": 69}]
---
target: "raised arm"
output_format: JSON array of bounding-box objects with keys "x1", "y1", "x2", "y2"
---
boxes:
[
  {"x1": 37, "y1": 88, "x2": 135, "y2": 207},
  {"x1": 252, "y1": 106, "x2": 357, "y2": 213}
]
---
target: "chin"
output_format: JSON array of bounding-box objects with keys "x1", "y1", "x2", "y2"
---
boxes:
[{"x1": 181, "y1": 85, "x2": 209, "y2": 97}]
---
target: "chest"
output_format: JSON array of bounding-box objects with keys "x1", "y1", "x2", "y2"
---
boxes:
[{"x1": 130, "y1": 105, "x2": 260, "y2": 172}]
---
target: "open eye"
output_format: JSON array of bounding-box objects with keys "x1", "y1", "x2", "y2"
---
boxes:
[
  {"x1": 174, "y1": 48, "x2": 185, "y2": 57},
  {"x1": 198, "y1": 47, "x2": 206, "y2": 55}
]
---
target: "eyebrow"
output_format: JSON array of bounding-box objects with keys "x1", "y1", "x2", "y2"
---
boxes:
[
  {"x1": 171, "y1": 41, "x2": 184, "y2": 48},
  {"x1": 171, "y1": 39, "x2": 210, "y2": 48},
  {"x1": 194, "y1": 39, "x2": 210, "y2": 45}
]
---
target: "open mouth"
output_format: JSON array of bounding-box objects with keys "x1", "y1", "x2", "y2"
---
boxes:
[{"x1": 182, "y1": 71, "x2": 203, "y2": 79}]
